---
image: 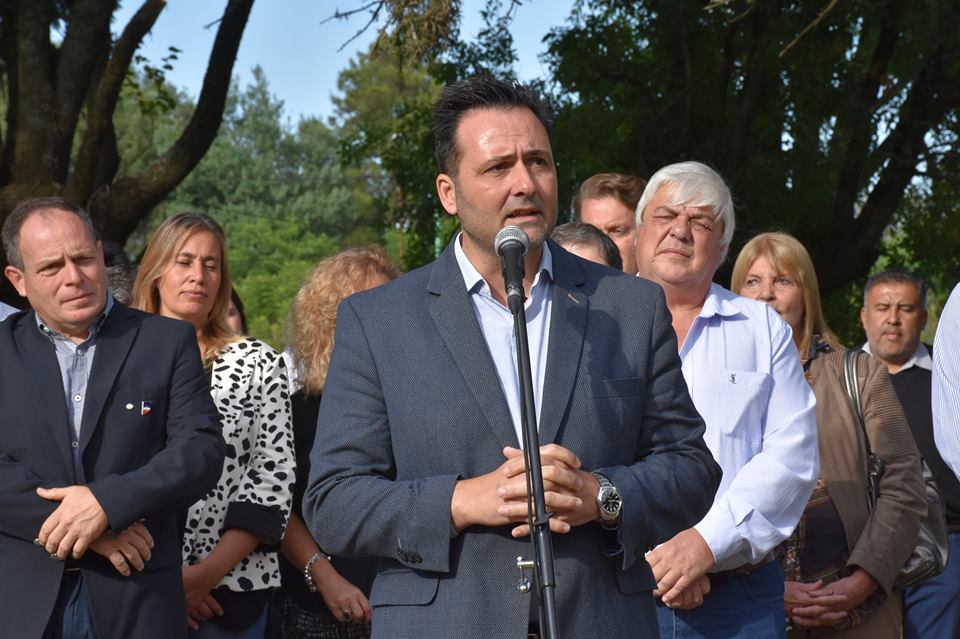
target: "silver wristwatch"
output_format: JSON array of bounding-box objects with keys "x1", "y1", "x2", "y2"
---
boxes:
[{"x1": 592, "y1": 472, "x2": 622, "y2": 529}]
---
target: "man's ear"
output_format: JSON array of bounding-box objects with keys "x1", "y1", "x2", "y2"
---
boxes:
[
  {"x1": 436, "y1": 173, "x2": 458, "y2": 217},
  {"x1": 4, "y1": 265, "x2": 27, "y2": 298}
]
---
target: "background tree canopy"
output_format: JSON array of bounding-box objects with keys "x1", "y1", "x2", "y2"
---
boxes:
[
  {"x1": 0, "y1": 0, "x2": 253, "y2": 304},
  {"x1": 2, "y1": 0, "x2": 958, "y2": 347},
  {"x1": 341, "y1": 0, "x2": 960, "y2": 342}
]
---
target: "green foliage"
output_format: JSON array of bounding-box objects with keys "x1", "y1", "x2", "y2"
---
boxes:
[
  {"x1": 540, "y1": 0, "x2": 960, "y2": 327},
  {"x1": 153, "y1": 68, "x2": 367, "y2": 348},
  {"x1": 334, "y1": 48, "x2": 443, "y2": 270},
  {"x1": 333, "y1": 0, "x2": 519, "y2": 270},
  {"x1": 124, "y1": 47, "x2": 183, "y2": 118}
]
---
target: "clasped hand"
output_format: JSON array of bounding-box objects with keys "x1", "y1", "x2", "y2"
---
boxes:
[
  {"x1": 451, "y1": 445, "x2": 600, "y2": 538},
  {"x1": 36, "y1": 484, "x2": 154, "y2": 577},
  {"x1": 785, "y1": 569, "x2": 876, "y2": 628},
  {"x1": 646, "y1": 529, "x2": 715, "y2": 609}
]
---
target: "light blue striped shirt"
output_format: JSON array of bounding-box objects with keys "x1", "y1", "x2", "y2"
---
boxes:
[
  {"x1": 0, "y1": 301, "x2": 17, "y2": 321},
  {"x1": 36, "y1": 296, "x2": 114, "y2": 468},
  {"x1": 454, "y1": 235, "x2": 553, "y2": 448},
  {"x1": 933, "y1": 283, "x2": 960, "y2": 480}
]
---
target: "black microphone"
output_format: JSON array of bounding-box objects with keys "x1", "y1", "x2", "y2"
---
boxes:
[{"x1": 494, "y1": 226, "x2": 530, "y2": 315}]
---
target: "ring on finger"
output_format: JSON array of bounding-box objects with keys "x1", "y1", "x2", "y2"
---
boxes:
[{"x1": 342, "y1": 609, "x2": 353, "y2": 623}]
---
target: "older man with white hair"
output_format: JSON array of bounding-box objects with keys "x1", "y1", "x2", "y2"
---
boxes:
[{"x1": 637, "y1": 162, "x2": 818, "y2": 638}]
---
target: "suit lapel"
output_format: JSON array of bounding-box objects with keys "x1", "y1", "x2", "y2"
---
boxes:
[
  {"x1": 78, "y1": 304, "x2": 139, "y2": 456},
  {"x1": 428, "y1": 246, "x2": 520, "y2": 450},
  {"x1": 538, "y1": 242, "x2": 588, "y2": 445},
  {"x1": 14, "y1": 313, "x2": 76, "y2": 474}
]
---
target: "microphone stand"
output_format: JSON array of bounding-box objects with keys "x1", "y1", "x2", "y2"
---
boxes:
[{"x1": 508, "y1": 292, "x2": 561, "y2": 639}]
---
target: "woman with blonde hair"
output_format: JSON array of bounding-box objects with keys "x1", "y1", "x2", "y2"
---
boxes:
[
  {"x1": 132, "y1": 213, "x2": 295, "y2": 638},
  {"x1": 273, "y1": 245, "x2": 400, "y2": 639},
  {"x1": 732, "y1": 232, "x2": 924, "y2": 638}
]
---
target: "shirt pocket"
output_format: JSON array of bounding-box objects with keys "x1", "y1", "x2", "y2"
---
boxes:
[{"x1": 713, "y1": 369, "x2": 770, "y2": 442}]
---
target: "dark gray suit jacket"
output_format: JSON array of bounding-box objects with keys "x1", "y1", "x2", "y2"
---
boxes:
[
  {"x1": 0, "y1": 303, "x2": 225, "y2": 638},
  {"x1": 304, "y1": 241, "x2": 721, "y2": 638}
]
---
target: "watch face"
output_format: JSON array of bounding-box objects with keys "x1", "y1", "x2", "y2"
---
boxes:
[{"x1": 599, "y1": 486, "x2": 621, "y2": 517}]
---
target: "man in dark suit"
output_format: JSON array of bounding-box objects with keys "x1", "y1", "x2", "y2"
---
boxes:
[
  {"x1": 303, "y1": 76, "x2": 721, "y2": 638},
  {"x1": 0, "y1": 197, "x2": 225, "y2": 638}
]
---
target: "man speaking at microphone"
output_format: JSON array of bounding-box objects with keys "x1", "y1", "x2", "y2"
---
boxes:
[{"x1": 303, "y1": 76, "x2": 721, "y2": 638}]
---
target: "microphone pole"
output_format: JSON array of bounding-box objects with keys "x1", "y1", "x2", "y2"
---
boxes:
[{"x1": 494, "y1": 226, "x2": 560, "y2": 639}]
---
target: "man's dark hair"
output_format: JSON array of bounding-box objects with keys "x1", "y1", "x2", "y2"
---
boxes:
[
  {"x1": 431, "y1": 75, "x2": 552, "y2": 176},
  {"x1": 2, "y1": 196, "x2": 98, "y2": 269},
  {"x1": 863, "y1": 268, "x2": 928, "y2": 309},
  {"x1": 551, "y1": 222, "x2": 623, "y2": 270},
  {"x1": 572, "y1": 173, "x2": 648, "y2": 218}
]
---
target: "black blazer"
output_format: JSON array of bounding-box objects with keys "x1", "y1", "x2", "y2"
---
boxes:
[{"x1": 0, "y1": 303, "x2": 225, "y2": 639}]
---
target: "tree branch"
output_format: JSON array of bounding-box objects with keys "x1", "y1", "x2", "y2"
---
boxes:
[
  {"x1": 819, "y1": 43, "x2": 960, "y2": 292},
  {"x1": 53, "y1": 0, "x2": 114, "y2": 182},
  {"x1": 66, "y1": 0, "x2": 165, "y2": 204},
  {"x1": 827, "y1": 9, "x2": 900, "y2": 234},
  {"x1": 93, "y1": 0, "x2": 254, "y2": 243},
  {"x1": 778, "y1": 0, "x2": 840, "y2": 58},
  {"x1": 10, "y1": 0, "x2": 58, "y2": 185}
]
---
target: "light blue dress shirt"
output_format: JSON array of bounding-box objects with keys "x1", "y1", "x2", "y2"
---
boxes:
[
  {"x1": 36, "y1": 296, "x2": 114, "y2": 468},
  {"x1": 679, "y1": 284, "x2": 818, "y2": 571},
  {"x1": 454, "y1": 235, "x2": 553, "y2": 448},
  {"x1": 0, "y1": 301, "x2": 17, "y2": 321},
  {"x1": 933, "y1": 283, "x2": 960, "y2": 480}
]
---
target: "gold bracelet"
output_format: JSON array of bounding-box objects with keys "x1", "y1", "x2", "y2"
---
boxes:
[{"x1": 303, "y1": 551, "x2": 331, "y2": 593}]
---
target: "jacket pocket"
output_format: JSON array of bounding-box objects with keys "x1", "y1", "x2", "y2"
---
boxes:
[
  {"x1": 369, "y1": 569, "x2": 440, "y2": 608},
  {"x1": 615, "y1": 561, "x2": 657, "y2": 595}
]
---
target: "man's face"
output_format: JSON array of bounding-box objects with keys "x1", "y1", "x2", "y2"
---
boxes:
[
  {"x1": 579, "y1": 196, "x2": 638, "y2": 274},
  {"x1": 436, "y1": 107, "x2": 558, "y2": 261},
  {"x1": 4, "y1": 209, "x2": 108, "y2": 341},
  {"x1": 861, "y1": 281, "x2": 927, "y2": 371},
  {"x1": 634, "y1": 184, "x2": 725, "y2": 295}
]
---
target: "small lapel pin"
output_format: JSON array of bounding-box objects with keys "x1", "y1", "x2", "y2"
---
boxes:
[
  {"x1": 567, "y1": 292, "x2": 581, "y2": 304},
  {"x1": 140, "y1": 401, "x2": 152, "y2": 416},
  {"x1": 125, "y1": 403, "x2": 134, "y2": 410}
]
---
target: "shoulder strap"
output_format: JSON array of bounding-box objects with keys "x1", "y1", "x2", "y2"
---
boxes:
[{"x1": 842, "y1": 348, "x2": 873, "y2": 456}]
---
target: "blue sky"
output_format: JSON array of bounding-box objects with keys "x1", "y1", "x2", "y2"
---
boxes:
[{"x1": 114, "y1": 1, "x2": 576, "y2": 124}]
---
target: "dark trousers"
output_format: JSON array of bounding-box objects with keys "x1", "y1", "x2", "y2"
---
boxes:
[
  {"x1": 903, "y1": 531, "x2": 960, "y2": 639},
  {"x1": 42, "y1": 571, "x2": 98, "y2": 639}
]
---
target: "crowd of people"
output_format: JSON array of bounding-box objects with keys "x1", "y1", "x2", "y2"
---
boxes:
[{"x1": 0, "y1": 74, "x2": 957, "y2": 639}]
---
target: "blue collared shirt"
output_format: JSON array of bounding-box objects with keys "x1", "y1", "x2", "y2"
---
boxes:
[
  {"x1": 0, "y1": 301, "x2": 17, "y2": 321},
  {"x1": 679, "y1": 284, "x2": 818, "y2": 570},
  {"x1": 933, "y1": 283, "x2": 960, "y2": 480},
  {"x1": 36, "y1": 296, "x2": 114, "y2": 466},
  {"x1": 454, "y1": 235, "x2": 553, "y2": 447}
]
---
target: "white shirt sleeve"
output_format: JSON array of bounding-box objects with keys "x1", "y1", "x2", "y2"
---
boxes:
[
  {"x1": 933, "y1": 283, "x2": 960, "y2": 480},
  {"x1": 693, "y1": 309, "x2": 819, "y2": 570}
]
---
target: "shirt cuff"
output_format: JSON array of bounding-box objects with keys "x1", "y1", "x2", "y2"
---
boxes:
[
  {"x1": 694, "y1": 504, "x2": 738, "y2": 568},
  {"x1": 223, "y1": 501, "x2": 286, "y2": 546}
]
